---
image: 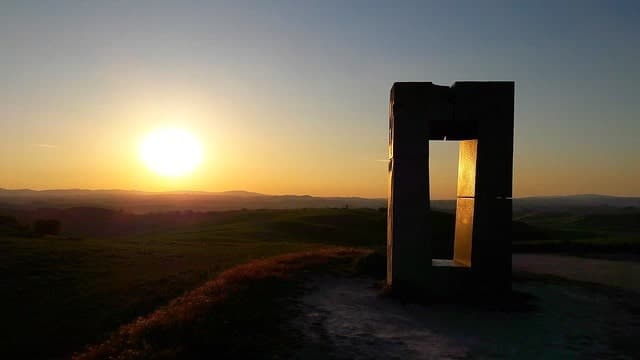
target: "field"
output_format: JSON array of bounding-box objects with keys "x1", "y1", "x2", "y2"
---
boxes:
[
  {"x1": 0, "y1": 208, "x2": 385, "y2": 358},
  {"x1": 1, "y1": 207, "x2": 638, "y2": 358},
  {"x1": 512, "y1": 210, "x2": 640, "y2": 256}
]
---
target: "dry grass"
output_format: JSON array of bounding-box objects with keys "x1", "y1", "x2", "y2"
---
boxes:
[{"x1": 73, "y1": 247, "x2": 368, "y2": 360}]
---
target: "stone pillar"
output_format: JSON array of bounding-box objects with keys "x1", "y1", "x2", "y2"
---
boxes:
[
  {"x1": 454, "y1": 82, "x2": 514, "y2": 292},
  {"x1": 453, "y1": 139, "x2": 477, "y2": 267},
  {"x1": 387, "y1": 81, "x2": 514, "y2": 296},
  {"x1": 387, "y1": 83, "x2": 432, "y2": 291}
]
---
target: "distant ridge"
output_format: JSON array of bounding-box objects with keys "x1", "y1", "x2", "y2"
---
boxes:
[
  {"x1": 518, "y1": 194, "x2": 640, "y2": 200},
  {"x1": 0, "y1": 188, "x2": 265, "y2": 196},
  {"x1": 515, "y1": 194, "x2": 640, "y2": 208},
  {"x1": 0, "y1": 188, "x2": 386, "y2": 213},
  {"x1": 2, "y1": 188, "x2": 637, "y2": 199},
  {"x1": 0, "y1": 189, "x2": 638, "y2": 214}
]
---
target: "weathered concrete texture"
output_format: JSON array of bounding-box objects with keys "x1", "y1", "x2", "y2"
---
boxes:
[
  {"x1": 387, "y1": 84, "x2": 433, "y2": 290},
  {"x1": 453, "y1": 197, "x2": 474, "y2": 266},
  {"x1": 387, "y1": 81, "x2": 514, "y2": 296},
  {"x1": 456, "y1": 140, "x2": 477, "y2": 198}
]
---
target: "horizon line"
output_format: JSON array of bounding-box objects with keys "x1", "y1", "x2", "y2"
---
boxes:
[{"x1": 1, "y1": 187, "x2": 639, "y2": 200}]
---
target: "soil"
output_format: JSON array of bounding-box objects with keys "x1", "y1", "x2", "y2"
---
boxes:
[{"x1": 291, "y1": 255, "x2": 640, "y2": 359}]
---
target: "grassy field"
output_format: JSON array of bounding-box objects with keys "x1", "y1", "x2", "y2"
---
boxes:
[
  {"x1": 1, "y1": 207, "x2": 638, "y2": 358},
  {"x1": 74, "y1": 248, "x2": 368, "y2": 360},
  {"x1": 512, "y1": 210, "x2": 640, "y2": 254},
  {"x1": 0, "y1": 208, "x2": 385, "y2": 359}
]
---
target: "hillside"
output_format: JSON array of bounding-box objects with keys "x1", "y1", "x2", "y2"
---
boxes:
[
  {"x1": 0, "y1": 189, "x2": 386, "y2": 213},
  {"x1": 2, "y1": 189, "x2": 639, "y2": 214}
]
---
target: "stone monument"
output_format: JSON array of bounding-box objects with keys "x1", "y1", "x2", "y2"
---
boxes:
[{"x1": 387, "y1": 81, "x2": 514, "y2": 296}]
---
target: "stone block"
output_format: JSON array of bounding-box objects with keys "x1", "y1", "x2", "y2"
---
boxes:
[
  {"x1": 453, "y1": 197, "x2": 474, "y2": 266},
  {"x1": 457, "y1": 139, "x2": 478, "y2": 198},
  {"x1": 387, "y1": 81, "x2": 514, "y2": 297}
]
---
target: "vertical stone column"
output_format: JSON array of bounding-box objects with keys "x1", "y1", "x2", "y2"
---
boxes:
[
  {"x1": 454, "y1": 82, "x2": 514, "y2": 292},
  {"x1": 387, "y1": 83, "x2": 432, "y2": 291},
  {"x1": 453, "y1": 139, "x2": 477, "y2": 267}
]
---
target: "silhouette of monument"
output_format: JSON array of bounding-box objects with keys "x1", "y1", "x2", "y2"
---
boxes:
[{"x1": 387, "y1": 82, "x2": 514, "y2": 296}]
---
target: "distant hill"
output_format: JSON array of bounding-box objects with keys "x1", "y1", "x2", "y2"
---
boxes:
[
  {"x1": 0, "y1": 189, "x2": 386, "y2": 214},
  {"x1": 0, "y1": 189, "x2": 638, "y2": 215},
  {"x1": 513, "y1": 194, "x2": 640, "y2": 214}
]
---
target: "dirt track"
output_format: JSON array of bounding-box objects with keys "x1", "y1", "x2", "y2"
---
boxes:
[{"x1": 292, "y1": 255, "x2": 640, "y2": 359}]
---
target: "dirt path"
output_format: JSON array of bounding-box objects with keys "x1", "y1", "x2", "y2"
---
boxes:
[
  {"x1": 513, "y1": 253, "x2": 640, "y2": 293},
  {"x1": 292, "y1": 255, "x2": 640, "y2": 359}
]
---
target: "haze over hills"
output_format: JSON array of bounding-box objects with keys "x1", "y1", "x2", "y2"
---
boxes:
[
  {"x1": 0, "y1": 188, "x2": 386, "y2": 213},
  {"x1": 1, "y1": 188, "x2": 639, "y2": 214}
]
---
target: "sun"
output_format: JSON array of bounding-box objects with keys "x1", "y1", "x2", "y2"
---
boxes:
[{"x1": 139, "y1": 127, "x2": 203, "y2": 177}]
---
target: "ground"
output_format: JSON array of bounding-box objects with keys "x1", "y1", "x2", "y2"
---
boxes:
[
  {"x1": 293, "y1": 257, "x2": 640, "y2": 359},
  {"x1": 0, "y1": 207, "x2": 638, "y2": 358},
  {"x1": 0, "y1": 208, "x2": 385, "y2": 358}
]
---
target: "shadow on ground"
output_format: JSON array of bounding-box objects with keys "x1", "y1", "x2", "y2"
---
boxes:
[{"x1": 293, "y1": 273, "x2": 639, "y2": 360}]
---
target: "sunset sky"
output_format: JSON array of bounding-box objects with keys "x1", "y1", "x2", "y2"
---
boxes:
[{"x1": 1, "y1": 1, "x2": 638, "y2": 198}]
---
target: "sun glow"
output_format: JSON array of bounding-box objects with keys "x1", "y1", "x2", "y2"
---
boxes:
[{"x1": 139, "y1": 127, "x2": 203, "y2": 177}]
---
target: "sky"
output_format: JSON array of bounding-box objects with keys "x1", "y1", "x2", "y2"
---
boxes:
[{"x1": 1, "y1": 1, "x2": 639, "y2": 198}]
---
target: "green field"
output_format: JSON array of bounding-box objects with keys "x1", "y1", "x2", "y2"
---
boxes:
[
  {"x1": 1, "y1": 207, "x2": 638, "y2": 358},
  {"x1": 0, "y1": 208, "x2": 385, "y2": 359},
  {"x1": 512, "y1": 211, "x2": 640, "y2": 254}
]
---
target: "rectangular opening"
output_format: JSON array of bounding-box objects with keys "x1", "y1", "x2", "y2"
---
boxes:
[
  {"x1": 428, "y1": 140, "x2": 458, "y2": 261},
  {"x1": 428, "y1": 140, "x2": 476, "y2": 268},
  {"x1": 429, "y1": 140, "x2": 459, "y2": 202}
]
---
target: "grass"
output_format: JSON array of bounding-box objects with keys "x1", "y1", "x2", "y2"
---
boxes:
[
  {"x1": 1, "y1": 207, "x2": 637, "y2": 358},
  {"x1": 512, "y1": 210, "x2": 640, "y2": 254},
  {"x1": 0, "y1": 208, "x2": 384, "y2": 359},
  {"x1": 514, "y1": 211, "x2": 640, "y2": 235},
  {"x1": 512, "y1": 236, "x2": 640, "y2": 254},
  {"x1": 73, "y1": 248, "x2": 368, "y2": 360}
]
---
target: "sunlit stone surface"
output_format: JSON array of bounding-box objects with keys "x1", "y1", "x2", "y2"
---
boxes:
[{"x1": 387, "y1": 81, "x2": 514, "y2": 296}]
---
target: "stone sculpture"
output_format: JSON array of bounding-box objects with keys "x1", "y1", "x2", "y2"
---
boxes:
[{"x1": 387, "y1": 82, "x2": 514, "y2": 296}]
